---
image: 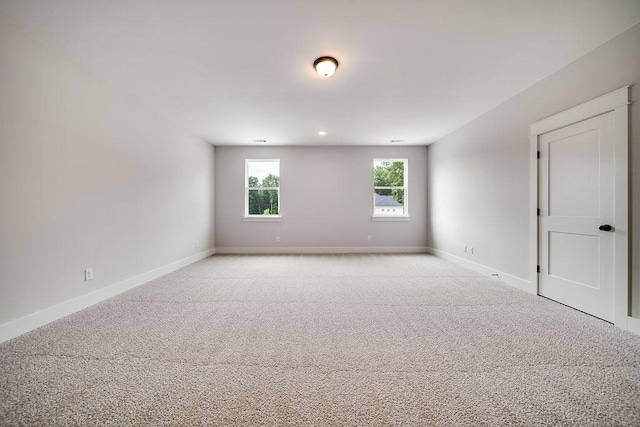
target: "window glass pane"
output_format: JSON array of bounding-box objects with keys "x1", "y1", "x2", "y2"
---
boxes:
[
  {"x1": 374, "y1": 160, "x2": 404, "y2": 187},
  {"x1": 248, "y1": 189, "x2": 279, "y2": 215},
  {"x1": 374, "y1": 189, "x2": 404, "y2": 215},
  {"x1": 246, "y1": 159, "x2": 280, "y2": 217},
  {"x1": 248, "y1": 161, "x2": 279, "y2": 187}
]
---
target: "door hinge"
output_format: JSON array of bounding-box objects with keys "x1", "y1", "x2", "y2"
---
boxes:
[
  {"x1": 537, "y1": 208, "x2": 540, "y2": 216},
  {"x1": 537, "y1": 151, "x2": 540, "y2": 159},
  {"x1": 537, "y1": 265, "x2": 540, "y2": 273}
]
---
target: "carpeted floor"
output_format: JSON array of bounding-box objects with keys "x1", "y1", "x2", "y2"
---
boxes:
[{"x1": 1, "y1": 254, "x2": 639, "y2": 426}]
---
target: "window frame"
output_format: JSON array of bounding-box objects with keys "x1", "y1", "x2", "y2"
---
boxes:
[
  {"x1": 372, "y1": 158, "x2": 409, "y2": 220},
  {"x1": 244, "y1": 159, "x2": 281, "y2": 220}
]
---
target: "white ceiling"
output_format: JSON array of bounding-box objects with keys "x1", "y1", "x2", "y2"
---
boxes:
[{"x1": 1, "y1": 1, "x2": 639, "y2": 146}]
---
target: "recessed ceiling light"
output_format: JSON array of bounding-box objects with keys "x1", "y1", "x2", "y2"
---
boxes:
[
  {"x1": 313, "y1": 57, "x2": 339, "y2": 78},
  {"x1": 390, "y1": 139, "x2": 406, "y2": 143},
  {"x1": 252, "y1": 139, "x2": 267, "y2": 143},
  {"x1": 318, "y1": 130, "x2": 327, "y2": 136}
]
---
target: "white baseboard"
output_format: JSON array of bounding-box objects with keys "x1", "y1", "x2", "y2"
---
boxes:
[
  {"x1": 627, "y1": 316, "x2": 640, "y2": 336},
  {"x1": 215, "y1": 246, "x2": 429, "y2": 255},
  {"x1": 0, "y1": 248, "x2": 216, "y2": 344},
  {"x1": 425, "y1": 248, "x2": 640, "y2": 334},
  {"x1": 426, "y1": 247, "x2": 535, "y2": 294}
]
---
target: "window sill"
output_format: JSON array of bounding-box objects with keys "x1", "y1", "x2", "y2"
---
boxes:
[
  {"x1": 243, "y1": 216, "x2": 282, "y2": 222},
  {"x1": 371, "y1": 216, "x2": 411, "y2": 222}
]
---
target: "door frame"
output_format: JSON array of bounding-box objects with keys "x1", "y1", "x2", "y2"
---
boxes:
[{"x1": 529, "y1": 86, "x2": 630, "y2": 328}]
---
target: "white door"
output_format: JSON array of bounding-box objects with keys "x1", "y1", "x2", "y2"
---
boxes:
[{"x1": 538, "y1": 112, "x2": 615, "y2": 322}]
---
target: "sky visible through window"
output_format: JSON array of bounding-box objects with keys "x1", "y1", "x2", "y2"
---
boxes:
[{"x1": 247, "y1": 161, "x2": 279, "y2": 183}]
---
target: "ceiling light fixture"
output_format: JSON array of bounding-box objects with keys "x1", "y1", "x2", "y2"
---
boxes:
[
  {"x1": 313, "y1": 56, "x2": 339, "y2": 77},
  {"x1": 318, "y1": 130, "x2": 327, "y2": 136}
]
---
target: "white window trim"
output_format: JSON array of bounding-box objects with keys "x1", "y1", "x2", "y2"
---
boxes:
[
  {"x1": 245, "y1": 159, "x2": 281, "y2": 220},
  {"x1": 371, "y1": 216, "x2": 411, "y2": 222},
  {"x1": 243, "y1": 216, "x2": 282, "y2": 222},
  {"x1": 372, "y1": 158, "x2": 409, "y2": 220}
]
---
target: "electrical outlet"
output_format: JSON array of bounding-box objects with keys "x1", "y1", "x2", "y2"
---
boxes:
[
  {"x1": 276, "y1": 236, "x2": 280, "y2": 242},
  {"x1": 84, "y1": 268, "x2": 94, "y2": 281},
  {"x1": 367, "y1": 235, "x2": 372, "y2": 241},
  {"x1": 463, "y1": 245, "x2": 467, "y2": 253},
  {"x1": 469, "y1": 246, "x2": 474, "y2": 254},
  {"x1": 195, "y1": 239, "x2": 200, "y2": 248}
]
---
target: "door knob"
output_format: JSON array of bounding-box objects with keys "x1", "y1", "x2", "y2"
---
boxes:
[{"x1": 599, "y1": 224, "x2": 612, "y2": 231}]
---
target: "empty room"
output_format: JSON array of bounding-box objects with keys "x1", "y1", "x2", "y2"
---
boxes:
[{"x1": 1, "y1": 1, "x2": 640, "y2": 425}]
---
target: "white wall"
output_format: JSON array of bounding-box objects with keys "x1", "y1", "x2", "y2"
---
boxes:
[
  {"x1": 0, "y1": 15, "x2": 215, "y2": 327},
  {"x1": 215, "y1": 146, "x2": 427, "y2": 251},
  {"x1": 427, "y1": 24, "x2": 640, "y2": 317}
]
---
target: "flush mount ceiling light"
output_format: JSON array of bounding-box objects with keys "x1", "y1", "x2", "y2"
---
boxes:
[
  {"x1": 313, "y1": 56, "x2": 339, "y2": 77},
  {"x1": 318, "y1": 130, "x2": 327, "y2": 136}
]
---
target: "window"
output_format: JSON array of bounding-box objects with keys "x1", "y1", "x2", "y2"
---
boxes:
[
  {"x1": 373, "y1": 159, "x2": 408, "y2": 217},
  {"x1": 245, "y1": 159, "x2": 280, "y2": 217}
]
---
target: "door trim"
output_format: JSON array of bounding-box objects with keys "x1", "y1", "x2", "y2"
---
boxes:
[{"x1": 529, "y1": 86, "x2": 630, "y2": 328}]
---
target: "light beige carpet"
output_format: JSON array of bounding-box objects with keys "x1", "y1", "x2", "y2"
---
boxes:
[{"x1": 1, "y1": 254, "x2": 639, "y2": 426}]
